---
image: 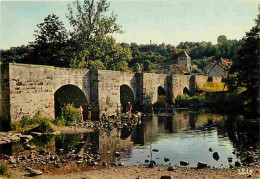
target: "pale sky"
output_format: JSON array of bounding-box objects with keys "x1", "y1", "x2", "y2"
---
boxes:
[{"x1": 0, "y1": 0, "x2": 259, "y2": 49}]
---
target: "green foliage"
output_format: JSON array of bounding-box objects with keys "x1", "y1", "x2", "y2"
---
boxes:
[
  {"x1": 226, "y1": 15, "x2": 259, "y2": 114},
  {"x1": 176, "y1": 94, "x2": 215, "y2": 107},
  {"x1": 32, "y1": 14, "x2": 69, "y2": 67},
  {"x1": 191, "y1": 67, "x2": 202, "y2": 73},
  {"x1": 57, "y1": 103, "x2": 80, "y2": 126},
  {"x1": 154, "y1": 97, "x2": 167, "y2": 108},
  {"x1": 0, "y1": 163, "x2": 9, "y2": 176},
  {"x1": 133, "y1": 63, "x2": 142, "y2": 73},
  {"x1": 11, "y1": 115, "x2": 54, "y2": 134}
]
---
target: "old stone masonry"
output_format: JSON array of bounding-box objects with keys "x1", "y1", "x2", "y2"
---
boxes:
[{"x1": 0, "y1": 63, "x2": 222, "y2": 129}]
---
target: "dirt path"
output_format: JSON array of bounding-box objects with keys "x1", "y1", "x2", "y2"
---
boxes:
[{"x1": 35, "y1": 166, "x2": 259, "y2": 179}]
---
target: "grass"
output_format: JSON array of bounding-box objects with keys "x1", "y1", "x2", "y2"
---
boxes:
[
  {"x1": 198, "y1": 82, "x2": 227, "y2": 92},
  {"x1": 11, "y1": 114, "x2": 54, "y2": 134},
  {"x1": 0, "y1": 163, "x2": 10, "y2": 178}
]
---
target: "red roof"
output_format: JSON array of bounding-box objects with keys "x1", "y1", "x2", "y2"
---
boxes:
[{"x1": 178, "y1": 51, "x2": 190, "y2": 58}]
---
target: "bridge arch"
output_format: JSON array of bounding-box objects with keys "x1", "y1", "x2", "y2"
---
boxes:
[
  {"x1": 120, "y1": 84, "x2": 135, "y2": 112},
  {"x1": 157, "y1": 86, "x2": 167, "y2": 99},
  {"x1": 54, "y1": 84, "x2": 88, "y2": 120}
]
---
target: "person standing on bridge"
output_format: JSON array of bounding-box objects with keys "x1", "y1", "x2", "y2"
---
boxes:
[{"x1": 126, "y1": 102, "x2": 132, "y2": 118}]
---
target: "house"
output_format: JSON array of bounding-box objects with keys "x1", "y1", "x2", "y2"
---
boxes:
[
  {"x1": 177, "y1": 51, "x2": 192, "y2": 72},
  {"x1": 204, "y1": 57, "x2": 231, "y2": 77}
]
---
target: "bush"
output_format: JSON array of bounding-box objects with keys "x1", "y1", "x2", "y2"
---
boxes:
[
  {"x1": 11, "y1": 115, "x2": 54, "y2": 134},
  {"x1": 154, "y1": 98, "x2": 167, "y2": 108},
  {"x1": 56, "y1": 103, "x2": 80, "y2": 126},
  {"x1": 0, "y1": 163, "x2": 9, "y2": 176},
  {"x1": 175, "y1": 94, "x2": 214, "y2": 107}
]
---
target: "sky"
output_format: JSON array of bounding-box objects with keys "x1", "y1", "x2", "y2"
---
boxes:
[{"x1": 0, "y1": 0, "x2": 259, "y2": 49}]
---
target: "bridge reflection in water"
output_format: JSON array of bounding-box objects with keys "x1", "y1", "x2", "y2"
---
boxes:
[{"x1": 1, "y1": 110, "x2": 259, "y2": 168}]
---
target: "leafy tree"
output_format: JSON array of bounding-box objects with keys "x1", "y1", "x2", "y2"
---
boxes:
[
  {"x1": 67, "y1": 0, "x2": 122, "y2": 66},
  {"x1": 217, "y1": 35, "x2": 228, "y2": 43},
  {"x1": 143, "y1": 60, "x2": 151, "y2": 72},
  {"x1": 226, "y1": 15, "x2": 260, "y2": 113},
  {"x1": 32, "y1": 14, "x2": 69, "y2": 66}
]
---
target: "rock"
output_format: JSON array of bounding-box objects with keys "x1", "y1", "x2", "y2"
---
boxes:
[
  {"x1": 213, "y1": 152, "x2": 220, "y2": 161},
  {"x1": 167, "y1": 166, "x2": 175, "y2": 171},
  {"x1": 209, "y1": 147, "x2": 214, "y2": 152},
  {"x1": 144, "y1": 159, "x2": 149, "y2": 163},
  {"x1": 118, "y1": 161, "x2": 125, "y2": 166},
  {"x1": 152, "y1": 149, "x2": 159, "y2": 152},
  {"x1": 228, "y1": 157, "x2": 233, "y2": 163},
  {"x1": 114, "y1": 152, "x2": 121, "y2": 157},
  {"x1": 235, "y1": 161, "x2": 241, "y2": 167},
  {"x1": 76, "y1": 160, "x2": 83, "y2": 164},
  {"x1": 164, "y1": 157, "x2": 170, "y2": 162},
  {"x1": 20, "y1": 135, "x2": 33, "y2": 141},
  {"x1": 58, "y1": 149, "x2": 64, "y2": 153},
  {"x1": 25, "y1": 144, "x2": 31, "y2": 150},
  {"x1": 102, "y1": 162, "x2": 108, "y2": 166},
  {"x1": 30, "y1": 169, "x2": 43, "y2": 176},
  {"x1": 91, "y1": 161, "x2": 98, "y2": 166},
  {"x1": 229, "y1": 164, "x2": 234, "y2": 168},
  {"x1": 160, "y1": 176, "x2": 173, "y2": 179},
  {"x1": 30, "y1": 132, "x2": 42, "y2": 136},
  {"x1": 26, "y1": 167, "x2": 32, "y2": 171},
  {"x1": 180, "y1": 160, "x2": 189, "y2": 166},
  {"x1": 197, "y1": 162, "x2": 207, "y2": 169}
]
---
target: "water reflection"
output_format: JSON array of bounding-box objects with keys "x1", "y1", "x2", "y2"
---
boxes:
[{"x1": 0, "y1": 110, "x2": 259, "y2": 168}]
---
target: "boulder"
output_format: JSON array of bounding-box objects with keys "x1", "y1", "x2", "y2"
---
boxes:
[
  {"x1": 30, "y1": 169, "x2": 43, "y2": 176},
  {"x1": 197, "y1": 162, "x2": 207, "y2": 169},
  {"x1": 164, "y1": 157, "x2": 170, "y2": 162},
  {"x1": 180, "y1": 160, "x2": 189, "y2": 166},
  {"x1": 118, "y1": 161, "x2": 125, "y2": 166},
  {"x1": 209, "y1": 147, "x2": 214, "y2": 152},
  {"x1": 213, "y1": 152, "x2": 220, "y2": 161},
  {"x1": 235, "y1": 161, "x2": 241, "y2": 167},
  {"x1": 167, "y1": 166, "x2": 175, "y2": 171}
]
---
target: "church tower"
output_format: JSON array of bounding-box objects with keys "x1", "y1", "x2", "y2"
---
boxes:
[{"x1": 177, "y1": 51, "x2": 192, "y2": 71}]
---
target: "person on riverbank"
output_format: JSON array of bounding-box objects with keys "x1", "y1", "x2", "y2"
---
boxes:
[
  {"x1": 149, "y1": 102, "x2": 154, "y2": 113},
  {"x1": 115, "y1": 107, "x2": 121, "y2": 122},
  {"x1": 79, "y1": 105, "x2": 83, "y2": 122},
  {"x1": 87, "y1": 104, "x2": 92, "y2": 121},
  {"x1": 126, "y1": 102, "x2": 132, "y2": 118}
]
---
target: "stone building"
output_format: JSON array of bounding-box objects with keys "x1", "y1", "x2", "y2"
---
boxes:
[
  {"x1": 177, "y1": 51, "x2": 192, "y2": 72},
  {"x1": 204, "y1": 58, "x2": 231, "y2": 77}
]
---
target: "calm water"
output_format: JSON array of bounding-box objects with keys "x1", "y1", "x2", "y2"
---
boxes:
[{"x1": 1, "y1": 109, "x2": 259, "y2": 168}]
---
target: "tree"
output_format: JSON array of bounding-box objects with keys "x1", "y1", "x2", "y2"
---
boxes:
[
  {"x1": 67, "y1": 0, "x2": 122, "y2": 66},
  {"x1": 217, "y1": 35, "x2": 228, "y2": 43},
  {"x1": 226, "y1": 15, "x2": 260, "y2": 113},
  {"x1": 33, "y1": 14, "x2": 69, "y2": 66}
]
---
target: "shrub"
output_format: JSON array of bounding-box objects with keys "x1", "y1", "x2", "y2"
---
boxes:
[
  {"x1": 11, "y1": 115, "x2": 54, "y2": 134},
  {"x1": 154, "y1": 98, "x2": 167, "y2": 108},
  {"x1": 175, "y1": 94, "x2": 214, "y2": 107},
  {"x1": 0, "y1": 163, "x2": 9, "y2": 176},
  {"x1": 57, "y1": 103, "x2": 80, "y2": 126}
]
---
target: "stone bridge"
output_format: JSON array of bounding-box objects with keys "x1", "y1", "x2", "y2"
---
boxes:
[{"x1": 0, "y1": 63, "x2": 221, "y2": 129}]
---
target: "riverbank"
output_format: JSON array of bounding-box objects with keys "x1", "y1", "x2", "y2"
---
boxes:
[{"x1": 5, "y1": 165, "x2": 259, "y2": 179}]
